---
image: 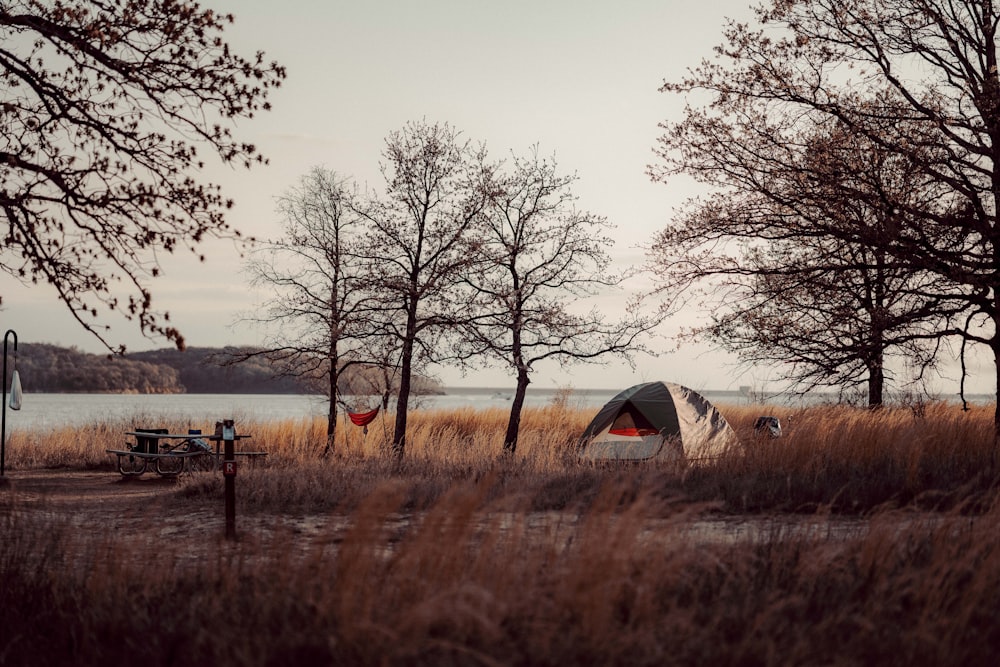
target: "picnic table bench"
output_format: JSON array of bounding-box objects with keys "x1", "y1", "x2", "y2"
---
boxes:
[{"x1": 107, "y1": 429, "x2": 267, "y2": 477}]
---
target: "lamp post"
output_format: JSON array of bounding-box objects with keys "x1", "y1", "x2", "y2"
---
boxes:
[{"x1": 2, "y1": 329, "x2": 18, "y2": 477}]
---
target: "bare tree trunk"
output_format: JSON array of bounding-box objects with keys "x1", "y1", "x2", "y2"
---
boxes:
[
  {"x1": 867, "y1": 350, "x2": 884, "y2": 409},
  {"x1": 993, "y1": 314, "x2": 1000, "y2": 462},
  {"x1": 989, "y1": 23, "x2": 1000, "y2": 456},
  {"x1": 324, "y1": 363, "x2": 337, "y2": 457},
  {"x1": 392, "y1": 315, "x2": 416, "y2": 459},
  {"x1": 393, "y1": 356, "x2": 410, "y2": 459},
  {"x1": 503, "y1": 369, "x2": 531, "y2": 455}
]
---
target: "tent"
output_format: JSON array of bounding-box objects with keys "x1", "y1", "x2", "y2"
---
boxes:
[{"x1": 578, "y1": 381, "x2": 738, "y2": 463}]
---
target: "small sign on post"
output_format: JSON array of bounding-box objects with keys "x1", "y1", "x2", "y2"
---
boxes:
[
  {"x1": 218, "y1": 418, "x2": 237, "y2": 540},
  {"x1": 210, "y1": 418, "x2": 253, "y2": 541}
]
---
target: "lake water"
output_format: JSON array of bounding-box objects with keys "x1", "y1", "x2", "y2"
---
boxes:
[
  {"x1": 3, "y1": 386, "x2": 989, "y2": 432},
  {"x1": 3, "y1": 387, "x2": 630, "y2": 432}
]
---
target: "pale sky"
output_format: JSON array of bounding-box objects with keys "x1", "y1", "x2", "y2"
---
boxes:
[{"x1": 1, "y1": 1, "x2": 993, "y2": 394}]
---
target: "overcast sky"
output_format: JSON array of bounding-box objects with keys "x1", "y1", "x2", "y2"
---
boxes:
[{"x1": 2, "y1": 1, "x2": 992, "y2": 394}]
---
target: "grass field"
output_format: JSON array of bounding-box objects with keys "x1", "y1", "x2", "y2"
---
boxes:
[{"x1": 2, "y1": 401, "x2": 999, "y2": 665}]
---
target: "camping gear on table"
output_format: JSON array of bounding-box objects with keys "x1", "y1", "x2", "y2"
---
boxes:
[{"x1": 578, "y1": 381, "x2": 738, "y2": 464}]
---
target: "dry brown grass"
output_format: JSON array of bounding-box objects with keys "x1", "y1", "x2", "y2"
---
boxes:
[
  {"x1": 4, "y1": 400, "x2": 1000, "y2": 664},
  {"x1": 3, "y1": 472, "x2": 1000, "y2": 665},
  {"x1": 6, "y1": 400, "x2": 1000, "y2": 514},
  {"x1": 713, "y1": 402, "x2": 999, "y2": 512}
]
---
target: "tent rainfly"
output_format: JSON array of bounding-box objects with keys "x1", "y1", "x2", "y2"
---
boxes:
[{"x1": 578, "y1": 381, "x2": 738, "y2": 463}]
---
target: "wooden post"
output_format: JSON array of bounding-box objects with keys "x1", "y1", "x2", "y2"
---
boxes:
[{"x1": 222, "y1": 419, "x2": 237, "y2": 540}]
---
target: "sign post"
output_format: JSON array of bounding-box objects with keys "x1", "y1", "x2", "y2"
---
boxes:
[
  {"x1": 222, "y1": 419, "x2": 236, "y2": 539},
  {"x1": 212, "y1": 419, "x2": 241, "y2": 540}
]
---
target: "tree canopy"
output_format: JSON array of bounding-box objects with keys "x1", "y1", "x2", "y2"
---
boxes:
[
  {"x1": 0, "y1": 0, "x2": 285, "y2": 350},
  {"x1": 651, "y1": 120, "x2": 970, "y2": 405},
  {"x1": 652, "y1": 0, "x2": 1000, "y2": 415}
]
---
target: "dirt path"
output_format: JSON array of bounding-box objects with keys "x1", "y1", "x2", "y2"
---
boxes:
[
  {"x1": 1, "y1": 469, "x2": 875, "y2": 558},
  {"x1": 2, "y1": 468, "x2": 182, "y2": 512},
  {"x1": 0, "y1": 469, "x2": 342, "y2": 556},
  {"x1": 0, "y1": 468, "x2": 177, "y2": 500},
  {"x1": 0, "y1": 469, "x2": 240, "y2": 553}
]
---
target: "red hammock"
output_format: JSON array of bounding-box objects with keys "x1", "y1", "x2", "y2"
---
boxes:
[{"x1": 349, "y1": 407, "x2": 380, "y2": 427}]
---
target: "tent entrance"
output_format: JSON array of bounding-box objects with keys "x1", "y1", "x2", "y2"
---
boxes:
[{"x1": 608, "y1": 403, "x2": 659, "y2": 437}]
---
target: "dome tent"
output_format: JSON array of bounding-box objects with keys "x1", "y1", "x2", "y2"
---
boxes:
[{"x1": 578, "y1": 381, "x2": 738, "y2": 463}]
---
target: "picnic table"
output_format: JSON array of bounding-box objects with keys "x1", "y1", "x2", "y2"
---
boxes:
[{"x1": 107, "y1": 429, "x2": 267, "y2": 477}]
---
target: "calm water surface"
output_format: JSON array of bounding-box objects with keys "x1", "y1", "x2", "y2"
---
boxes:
[
  {"x1": 5, "y1": 393, "x2": 328, "y2": 432},
  {"x1": 5, "y1": 386, "x2": 988, "y2": 433},
  {"x1": 4, "y1": 387, "x2": 640, "y2": 432}
]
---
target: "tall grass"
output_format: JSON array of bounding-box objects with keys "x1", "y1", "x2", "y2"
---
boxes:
[
  {"x1": 5, "y1": 401, "x2": 1000, "y2": 664},
  {"x1": 8, "y1": 400, "x2": 998, "y2": 513},
  {"x1": 713, "y1": 402, "x2": 999, "y2": 512},
  {"x1": 3, "y1": 476, "x2": 1000, "y2": 665}
]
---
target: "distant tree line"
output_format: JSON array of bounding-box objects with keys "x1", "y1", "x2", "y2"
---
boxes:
[
  {"x1": 129, "y1": 347, "x2": 306, "y2": 394},
  {"x1": 11, "y1": 344, "x2": 444, "y2": 395},
  {"x1": 13, "y1": 344, "x2": 183, "y2": 394}
]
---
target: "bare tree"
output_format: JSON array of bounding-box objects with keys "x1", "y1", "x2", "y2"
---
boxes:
[
  {"x1": 464, "y1": 148, "x2": 655, "y2": 454},
  {"x1": 651, "y1": 0, "x2": 1000, "y2": 429},
  {"x1": 0, "y1": 1, "x2": 285, "y2": 350},
  {"x1": 651, "y1": 122, "x2": 970, "y2": 406},
  {"x1": 234, "y1": 168, "x2": 379, "y2": 455},
  {"x1": 698, "y1": 238, "x2": 964, "y2": 406},
  {"x1": 350, "y1": 120, "x2": 490, "y2": 458}
]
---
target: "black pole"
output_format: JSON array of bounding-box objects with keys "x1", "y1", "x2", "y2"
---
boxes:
[{"x1": 2, "y1": 329, "x2": 17, "y2": 477}]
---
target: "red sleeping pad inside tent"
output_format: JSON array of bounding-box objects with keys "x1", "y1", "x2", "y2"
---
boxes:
[
  {"x1": 607, "y1": 405, "x2": 659, "y2": 437},
  {"x1": 349, "y1": 407, "x2": 380, "y2": 427},
  {"x1": 608, "y1": 427, "x2": 660, "y2": 437}
]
